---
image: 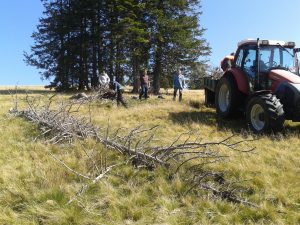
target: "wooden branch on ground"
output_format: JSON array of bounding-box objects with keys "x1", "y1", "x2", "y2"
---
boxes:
[
  {"x1": 67, "y1": 163, "x2": 123, "y2": 205},
  {"x1": 9, "y1": 94, "x2": 257, "y2": 207}
]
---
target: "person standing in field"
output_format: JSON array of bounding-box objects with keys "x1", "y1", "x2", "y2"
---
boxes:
[
  {"x1": 173, "y1": 69, "x2": 185, "y2": 101},
  {"x1": 139, "y1": 69, "x2": 149, "y2": 100},
  {"x1": 98, "y1": 71, "x2": 110, "y2": 88},
  {"x1": 110, "y1": 78, "x2": 128, "y2": 108}
]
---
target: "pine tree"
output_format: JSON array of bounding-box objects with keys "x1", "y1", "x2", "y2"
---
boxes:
[
  {"x1": 149, "y1": 0, "x2": 210, "y2": 94},
  {"x1": 25, "y1": 0, "x2": 210, "y2": 92}
]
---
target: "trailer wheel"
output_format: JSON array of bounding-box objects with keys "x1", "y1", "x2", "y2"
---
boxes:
[
  {"x1": 246, "y1": 94, "x2": 284, "y2": 133},
  {"x1": 215, "y1": 75, "x2": 240, "y2": 118},
  {"x1": 204, "y1": 88, "x2": 215, "y2": 107}
]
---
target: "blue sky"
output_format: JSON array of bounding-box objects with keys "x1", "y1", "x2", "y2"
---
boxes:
[
  {"x1": 201, "y1": 0, "x2": 300, "y2": 66},
  {"x1": 0, "y1": 0, "x2": 300, "y2": 85},
  {"x1": 0, "y1": 1, "x2": 43, "y2": 85}
]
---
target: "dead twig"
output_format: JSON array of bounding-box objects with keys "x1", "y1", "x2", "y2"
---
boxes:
[
  {"x1": 10, "y1": 94, "x2": 257, "y2": 207},
  {"x1": 67, "y1": 162, "x2": 123, "y2": 205}
]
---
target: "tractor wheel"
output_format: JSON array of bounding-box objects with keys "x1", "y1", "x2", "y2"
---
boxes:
[
  {"x1": 215, "y1": 75, "x2": 241, "y2": 118},
  {"x1": 204, "y1": 88, "x2": 215, "y2": 107},
  {"x1": 246, "y1": 94, "x2": 285, "y2": 133}
]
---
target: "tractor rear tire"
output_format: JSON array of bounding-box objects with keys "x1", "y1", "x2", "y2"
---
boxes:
[
  {"x1": 215, "y1": 75, "x2": 241, "y2": 118},
  {"x1": 246, "y1": 94, "x2": 284, "y2": 133}
]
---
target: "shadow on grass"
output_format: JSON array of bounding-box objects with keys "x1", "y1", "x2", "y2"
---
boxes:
[
  {"x1": 170, "y1": 109, "x2": 300, "y2": 138},
  {"x1": 0, "y1": 89, "x2": 54, "y2": 95},
  {"x1": 169, "y1": 109, "x2": 247, "y2": 133},
  {"x1": 169, "y1": 111, "x2": 216, "y2": 125}
]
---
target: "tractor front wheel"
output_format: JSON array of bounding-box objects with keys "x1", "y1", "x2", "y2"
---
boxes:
[{"x1": 246, "y1": 94, "x2": 285, "y2": 133}]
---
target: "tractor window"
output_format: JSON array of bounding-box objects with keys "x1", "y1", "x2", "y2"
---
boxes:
[
  {"x1": 282, "y1": 50, "x2": 295, "y2": 70},
  {"x1": 272, "y1": 48, "x2": 293, "y2": 70},
  {"x1": 260, "y1": 46, "x2": 296, "y2": 73},
  {"x1": 273, "y1": 48, "x2": 280, "y2": 65},
  {"x1": 244, "y1": 49, "x2": 256, "y2": 78},
  {"x1": 235, "y1": 49, "x2": 244, "y2": 68},
  {"x1": 260, "y1": 48, "x2": 272, "y2": 71}
]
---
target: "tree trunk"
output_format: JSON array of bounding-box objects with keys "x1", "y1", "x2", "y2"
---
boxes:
[
  {"x1": 131, "y1": 54, "x2": 140, "y2": 93},
  {"x1": 97, "y1": 2, "x2": 104, "y2": 74},
  {"x1": 91, "y1": 14, "x2": 98, "y2": 88},
  {"x1": 78, "y1": 18, "x2": 86, "y2": 91},
  {"x1": 153, "y1": 38, "x2": 163, "y2": 95}
]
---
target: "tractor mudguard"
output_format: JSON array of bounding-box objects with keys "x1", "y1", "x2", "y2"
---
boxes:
[
  {"x1": 223, "y1": 68, "x2": 249, "y2": 95},
  {"x1": 275, "y1": 83, "x2": 300, "y2": 105},
  {"x1": 275, "y1": 82, "x2": 300, "y2": 121},
  {"x1": 269, "y1": 69, "x2": 300, "y2": 91}
]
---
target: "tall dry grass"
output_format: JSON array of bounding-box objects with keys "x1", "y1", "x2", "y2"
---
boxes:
[{"x1": 0, "y1": 86, "x2": 299, "y2": 224}]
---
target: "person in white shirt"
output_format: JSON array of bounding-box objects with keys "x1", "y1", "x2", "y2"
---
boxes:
[{"x1": 98, "y1": 71, "x2": 110, "y2": 88}]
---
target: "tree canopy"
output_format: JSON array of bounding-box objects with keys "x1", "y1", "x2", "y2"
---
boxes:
[{"x1": 25, "y1": 0, "x2": 210, "y2": 92}]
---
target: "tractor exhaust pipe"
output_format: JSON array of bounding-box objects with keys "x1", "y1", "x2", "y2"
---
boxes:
[{"x1": 256, "y1": 38, "x2": 260, "y2": 90}]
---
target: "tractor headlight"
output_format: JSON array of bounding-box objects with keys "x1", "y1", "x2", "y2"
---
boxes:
[
  {"x1": 260, "y1": 40, "x2": 269, "y2": 45},
  {"x1": 286, "y1": 42, "x2": 295, "y2": 47}
]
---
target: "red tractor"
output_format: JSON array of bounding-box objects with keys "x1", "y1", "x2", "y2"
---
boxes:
[{"x1": 204, "y1": 39, "x2": 300, "y2": 133}]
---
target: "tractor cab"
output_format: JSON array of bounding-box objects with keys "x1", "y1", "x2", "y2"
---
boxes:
[{"x1": 234, "y1": 39, "x2": 300, "y2": 92}]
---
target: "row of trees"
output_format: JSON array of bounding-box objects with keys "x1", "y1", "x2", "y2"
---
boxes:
[{"x1": 25, "y1": 0, "x2": 210, "y2": 93}]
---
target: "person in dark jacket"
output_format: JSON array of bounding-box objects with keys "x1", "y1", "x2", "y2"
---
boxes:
[
  {"x1": 139, "y1": 69, "x2": 149, "y2": 100},
  {"x1": 173, "y1": 69, "x2": 185, "y2": 101},
  {"x1": 109, "y1": 79, "x2": 127, "y2": 108}
]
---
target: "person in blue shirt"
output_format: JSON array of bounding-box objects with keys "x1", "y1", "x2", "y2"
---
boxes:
[
  {"x1": 173, "y1": 69, "x2": 185, "y2": 101},
  {"x1": 109, "y1": 79, "x2": 128, "y2": 108}
]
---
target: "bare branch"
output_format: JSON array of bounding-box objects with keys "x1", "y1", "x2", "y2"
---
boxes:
[
  {"x1": 9, "y1": 94, "x2": 257, "y2": 207},
  {"x1": 67, "y1": 163, "x2": 123, "y2": 205},
  {"x1": 47, "y1": 151, "x2": 92, "y2": 180}
]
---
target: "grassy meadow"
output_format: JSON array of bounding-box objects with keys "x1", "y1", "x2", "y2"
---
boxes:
[{"x1": 0, "y1": 86, "x2": 299, "y2": 225}]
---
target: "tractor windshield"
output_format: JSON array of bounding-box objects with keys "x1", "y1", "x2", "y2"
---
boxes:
[{"x1": 259, "y1": 45, "x2": 297, "y2": 74}]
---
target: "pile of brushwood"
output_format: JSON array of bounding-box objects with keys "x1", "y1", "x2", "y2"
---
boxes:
[
  {"x1": 9, "y1": 91, "x2": 257, "y2": 209},
  {"x1": 68, "y1": 86, "x2": 117, "y2": 102}
]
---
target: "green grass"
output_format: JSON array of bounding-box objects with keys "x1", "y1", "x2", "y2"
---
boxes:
[{"x1": 0, "y1": 87, "x2": 300, "y2": 224}]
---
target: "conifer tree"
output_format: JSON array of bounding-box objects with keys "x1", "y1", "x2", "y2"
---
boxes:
[
  {"x1": 148, "y1": 0, "x2": 210, "y2": 94},
  {"x1": 25, "y1": 0, "x2": 210, "y2": 92}
]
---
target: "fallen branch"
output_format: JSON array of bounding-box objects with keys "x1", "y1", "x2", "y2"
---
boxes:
[
  {"x1": 9, "y1": 94, "x2": 257, "y2": 207},
  {"x1": 199, "y1": 183, "x2": 257, "y2": 207},
  {"x1": 48, "y1": 150, "x2": 92, "y2": 180},
  {"x1": 67, "y1": 163, "x2": 122, "y2": 205}
]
